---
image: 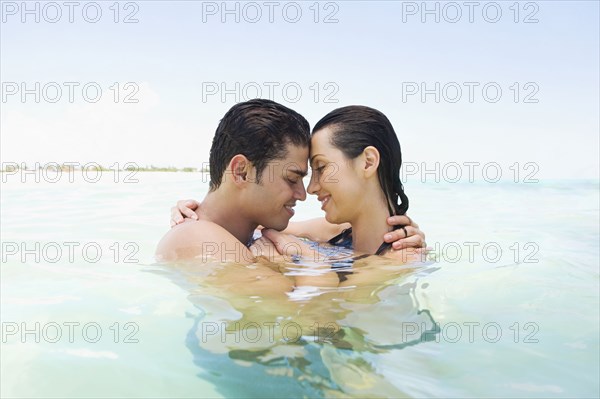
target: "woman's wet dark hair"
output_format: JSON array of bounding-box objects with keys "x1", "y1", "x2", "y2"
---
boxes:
[{"x1": 312, "y1": 105, "x2": 409, "y2": 218}]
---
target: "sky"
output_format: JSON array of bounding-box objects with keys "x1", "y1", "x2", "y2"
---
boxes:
[{"x1": 1, "y1": 0, "x2": 599, "y2": 180}]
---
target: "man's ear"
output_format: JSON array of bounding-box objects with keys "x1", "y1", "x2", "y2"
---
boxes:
[
  {"x1": 229, "y1": 155, "x2": 251, "y2": 184},
  {"x1": 362, "y1": 146, "x2": 380, "y2": 178}
]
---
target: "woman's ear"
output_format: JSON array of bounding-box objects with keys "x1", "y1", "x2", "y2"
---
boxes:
[
  {"x1": 229, "y1": 154, "x2": 251, "y2": 184},
  {"x1": 362, "y1": 146, "x2": 380, "y2": 178}
]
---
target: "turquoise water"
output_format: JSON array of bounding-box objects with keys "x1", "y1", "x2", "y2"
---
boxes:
[{"x1": 1, "y1": 173, "x2": 598, "y2": 397}]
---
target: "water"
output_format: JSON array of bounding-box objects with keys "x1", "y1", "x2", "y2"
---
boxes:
[{"x1": 1, "y1": 173, "x2": 598, "y2": 397}]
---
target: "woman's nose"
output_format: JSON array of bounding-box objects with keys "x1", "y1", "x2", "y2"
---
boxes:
[{"x1": 307, "y1": 173, "x2": 319, "y2": 195}]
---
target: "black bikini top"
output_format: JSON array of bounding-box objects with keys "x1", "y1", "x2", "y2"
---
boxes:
[{"x1": 327, "y1": 228, "x2": 392, "y2": 256}]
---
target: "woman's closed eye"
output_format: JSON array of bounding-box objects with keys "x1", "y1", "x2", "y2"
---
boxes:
[{"x1": 313, "y1": 165, "x2": 326, "y2": 175}]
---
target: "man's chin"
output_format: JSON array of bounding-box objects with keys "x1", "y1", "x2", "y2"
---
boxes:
[{"x1": 262, "y1": 219, "x2": 289, "y2": 232}]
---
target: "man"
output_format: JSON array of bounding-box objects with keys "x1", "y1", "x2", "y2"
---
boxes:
[{"x1": 156, "y1": 99, "x2": 424, "y2": 264}]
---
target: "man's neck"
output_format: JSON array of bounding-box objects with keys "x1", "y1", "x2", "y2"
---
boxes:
[{"x1": 198, "y1": 190, "x2": 257, "y2": 246}]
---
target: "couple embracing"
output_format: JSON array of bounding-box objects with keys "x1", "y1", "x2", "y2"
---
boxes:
[{"x1": 156, "y1": 99, "x2": 427, "y2": 279}]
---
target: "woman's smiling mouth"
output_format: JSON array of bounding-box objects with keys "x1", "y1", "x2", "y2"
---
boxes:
[{"x1": 318, "y1": 195, "x2": 330, "y2": 210}]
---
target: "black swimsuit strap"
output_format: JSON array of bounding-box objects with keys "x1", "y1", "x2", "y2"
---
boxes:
[
  {"x1": 327, "y1": 228, "x2": 353, "y2": 246},
  {"x1": 328, "y1": 227, "x2": 391, "y2": 257},
  {"x1": 328, "y1": 228, "x2": 394, "y2": 283}
]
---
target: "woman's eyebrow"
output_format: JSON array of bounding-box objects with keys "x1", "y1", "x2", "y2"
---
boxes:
[{"x1": 310, "y1": 154, "x2": 324, "y2": 163}]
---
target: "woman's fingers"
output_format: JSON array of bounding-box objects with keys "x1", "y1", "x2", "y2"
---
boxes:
[
  {"x1": 170, "y1": 206, "x2": 184, "y2": 227},
  {"x1": 390, "y1": 234, "x2": 426, "y2": 250},
  {"x1": 170, "y1": 199, "x2": 199, "y2": 227},
  {"x1": 178, "y1": 199, "x2": 199, "y2": 218},
  {"x1": 177, "y1": 199, "x2": 199, "y2": 217},
  {"x1": 383, "y1": 225, "x2": 426, "y2": 249},
  {"x1": 387, "y1": 214, "x2": 419, "y2": 229}
]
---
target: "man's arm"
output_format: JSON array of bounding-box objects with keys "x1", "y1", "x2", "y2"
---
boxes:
[
  {"x1": 156, "y1": 220, "x2": 254, "y2": 264},
  {"x1": 280, "y1": 218, "x2": 350, "y2": 243},
  {"x1": 170, "y1": 199, "x2": 426, "y2": 248}
]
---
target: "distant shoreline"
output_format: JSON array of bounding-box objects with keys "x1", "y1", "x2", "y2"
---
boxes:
[{"x1": 0, "y1": 164, "x2": 209, "y2": 173}]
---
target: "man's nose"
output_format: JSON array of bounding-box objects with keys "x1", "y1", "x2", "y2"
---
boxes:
[{"x1": 295, "y1": 181, "x2": 307, "y2": 201}]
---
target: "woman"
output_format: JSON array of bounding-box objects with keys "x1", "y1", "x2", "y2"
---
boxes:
[
  {"x1": 173, "y1": 105, "x2": 424, "y2": 263},
  {"x1": 271, "y1": 105, "x2": 412, "y2": 258}
]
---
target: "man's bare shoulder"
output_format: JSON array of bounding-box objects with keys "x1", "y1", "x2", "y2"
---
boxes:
[{"x1": 155, "y1": 220, "x2": 253, "y2": 263}]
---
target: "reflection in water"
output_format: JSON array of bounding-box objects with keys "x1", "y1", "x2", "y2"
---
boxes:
[{"x1": 153, "y1": 252, "x2": 439, "y2": 397}]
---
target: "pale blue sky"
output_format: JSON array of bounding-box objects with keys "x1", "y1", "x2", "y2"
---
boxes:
[{"x1": 1, "y1": 0, "x2": 598, "y2": 179}]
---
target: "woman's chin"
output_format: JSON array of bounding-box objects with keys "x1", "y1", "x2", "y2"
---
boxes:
[{"x1": 324, "y1": 211, "x2": 340, "y2": 225}]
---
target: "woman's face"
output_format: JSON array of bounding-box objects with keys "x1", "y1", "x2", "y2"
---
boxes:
[{"x1": 307, "y1": 127, "x2": 365, "y2": 224}]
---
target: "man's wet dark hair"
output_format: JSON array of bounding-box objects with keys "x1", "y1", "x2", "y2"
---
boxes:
[
  {"x1": 209, "y1": 99, "x2": 310, "y2": 190},
  {"x1": 312, "y1": 105, "x2": 409, "y2": 217}
]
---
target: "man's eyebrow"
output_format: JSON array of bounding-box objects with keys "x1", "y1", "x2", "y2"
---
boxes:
[{"x1": 288, "y1": 168, "x2": 308, "y2": 177}]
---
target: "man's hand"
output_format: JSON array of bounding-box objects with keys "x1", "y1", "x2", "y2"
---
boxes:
[
  {"x1": 384, "y1": 215, "x2": 426, "y2": 250},
  {"x1": 170, "y1": 199, "x2": 200, "y2": 227},
  {"x1": 261, "y1": 229, "x2": 340, "y2": 288},
  {"x1": 261, "y1": 229, "x2": 322, "y2": 262}
]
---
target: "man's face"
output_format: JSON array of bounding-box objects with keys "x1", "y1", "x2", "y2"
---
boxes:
[{"x1": 242, "y1": 143, "x2": 309, "y2": 231}]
